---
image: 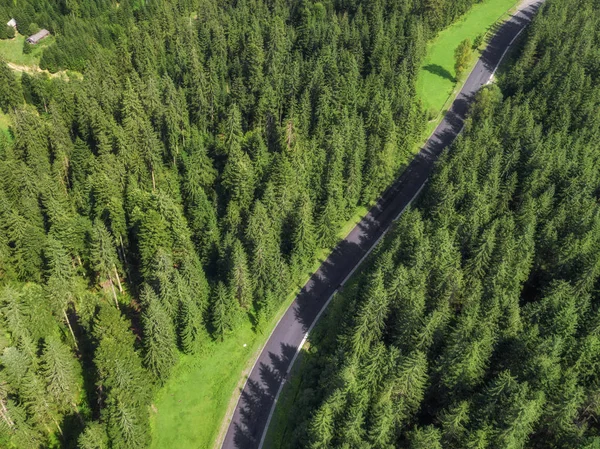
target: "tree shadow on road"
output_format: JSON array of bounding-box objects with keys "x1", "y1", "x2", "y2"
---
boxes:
[{"x1": 233, "y1": 343, "x2": 298, "y2": 449}]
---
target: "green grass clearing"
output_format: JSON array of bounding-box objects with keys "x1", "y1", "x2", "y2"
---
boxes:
[
  {"x1": 0, "y1": 111, "x2": 12, "y2": 140},
  {"x1": 0, "y1": 33, "x2": 54, "y2": 67},
  {"x1": 417, "y1": 0, "x2": 518, "y2": 135},
  {"x1": 150, "y1": 317, "x2": 269, "y2": 449}
]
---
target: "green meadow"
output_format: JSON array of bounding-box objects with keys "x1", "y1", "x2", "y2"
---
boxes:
[{"x1": 417, "y1": 0, "x2": 517, "y2": 132}]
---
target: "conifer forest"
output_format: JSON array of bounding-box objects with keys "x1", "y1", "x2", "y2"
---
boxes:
[
  {"x1": 0, "y1": 0, "x2": 598, "y2": 448},
  {"x1": 275, "y1": 0, "x2": 600, "y2": 447}
]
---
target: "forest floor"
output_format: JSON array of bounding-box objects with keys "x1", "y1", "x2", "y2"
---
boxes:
[{"x1": 149, "y1": 1, "x2": 520, "y2": 448}]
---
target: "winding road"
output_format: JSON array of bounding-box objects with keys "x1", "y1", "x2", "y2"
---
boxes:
[{"x1": 220, "y1": 1, "x2": 544, "y2": 448}]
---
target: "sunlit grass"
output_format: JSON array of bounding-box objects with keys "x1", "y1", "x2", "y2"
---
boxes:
[
  {"x1": 0, "y1": 33, "x2": 54, "y2": 67},
  {"x1": 417, "y1": 0, "x2": 517, "y2": 135},
  {"x1": 0, "y1": 111, "x2": 12, "y2": 140}
]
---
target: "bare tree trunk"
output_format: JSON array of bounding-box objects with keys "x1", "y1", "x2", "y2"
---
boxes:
[
  {"x1": 151, "y1": 169, "x2": 156, "y2": 191},
  {"x1": 63, "y1": 309, "x2": 79, "y2": 350},
  {"x1": 113, "y1": 265, "x2": 123, "y2": 293},
  {"x1": 0, "y1": 401, "x2": 14, "y2": 428},
  {"x1": 52, "y1": 416, "x2": 62, "y2": 435},
  {"x1": 110, "y1": 280, "x2": 120, "y2": 310}
]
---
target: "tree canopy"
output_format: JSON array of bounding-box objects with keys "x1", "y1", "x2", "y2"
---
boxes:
[
  {"x1": 0, "y1": 0, "x2": 489, "y2": 446},
  {"x1": 274, "y1": 0, "x2": 600, "y2": 447}
]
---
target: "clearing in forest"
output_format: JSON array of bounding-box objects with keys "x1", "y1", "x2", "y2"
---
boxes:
[
  {"x1": 0, "y1": 33, "x2": 53, "y2": 67},
  {"x1": 417, "y1": 0, "x2": 517, "y2": 128}
]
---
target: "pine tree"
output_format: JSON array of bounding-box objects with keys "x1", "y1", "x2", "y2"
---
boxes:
[
  {"x1": 140, "y1": 285, "x2": 178, "y2": 383},
  {"x1": 40, "y1": 336, "x2": 82, "y2": 416},
  {"x1": 167, "y1": 257, "x2": 208, "y2": 355},
  {"x1": 454, "y1": 39, "x2": 472, "y2": 80},
  {"x1": 227, "y1": 238, "x2": 253, "y2": 309},
  {"x1": 90, "y1": 219, "x2": 123, "y2": 309},
  {"x1": 290, "y1": 192, "x2": 316, "y2": 275},
  {"x1": 93, "y1": 305, "x2": 150, "y2": 449},
  {"x1": 221, "y1": 145, "x2": 255, "y2": 212},
  {"x1": 211, "y1": 281, "x2": 238, "y2": 341},
  {"x1": 0, "y1": 59, "x2": 21, "y2": 113},
  {"x1": 246, "y1": 200, "x2": 284, "y2": 300},
  {"x1": 78, "y1": 422, "x2": 109, "y2": 449},
  {"x1": 409, "y1": 425, "x2": 443, "y2": 449},
  {"x1": 44, "y1": 237, "x2": 80, "y2": 348},
  {"x1": 315, "y1": 194, "x2": 340, "y2": 249}
]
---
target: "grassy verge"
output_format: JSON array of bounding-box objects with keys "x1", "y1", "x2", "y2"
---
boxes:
[
  {"x1": 417, "y1": 0, "x2": 518, "y2": 136},
  {"x1": 263, "y1": 0, "x2": 522, "y2": 447},
  {"x1": 149, "y1": 206, "x2": 369, "y2": 449},
  {"x1": 0, "y1": 33, "x2": 54, "y2": 67}
]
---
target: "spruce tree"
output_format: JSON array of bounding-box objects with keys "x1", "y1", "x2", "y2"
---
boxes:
[
  {"x1": 140, "y1": 285, "x2": 178, "y2": 383},
  {"x1": 40, "y1": 336, "x2": 82, "y2": 416},
  {"x1": 0, "y1": 59, "x2": 21, "y2": 113},
  {"x1": 227, "y1": 238, "x2": 253, "y2": 309},
  {"x1": 290, "y1": 193, "x2": 316, "y2": 275}
]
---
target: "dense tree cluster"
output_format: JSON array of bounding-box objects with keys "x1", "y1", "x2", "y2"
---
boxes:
[
  {"x1": 275, "y1": 0, "x2": 600, "y2": 448},
  {"x1": 0, "y1": 0, "x2": 487, "y2": 447}
]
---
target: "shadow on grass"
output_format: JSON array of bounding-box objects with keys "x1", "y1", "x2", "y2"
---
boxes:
[{"x1": 423, "y1": 63, "x2": 456, "y2": 82}]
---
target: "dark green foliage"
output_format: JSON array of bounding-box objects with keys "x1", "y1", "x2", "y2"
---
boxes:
[
  {"x1": 93, "y1": 305, "x2": 150, "y2": 449},
  {"x1": 211, "y1": 281, "x2": 239, "y2": 341},
  {"x1": 0, "y1": 60, "x2": 21, "y2": 113},
  {"x1": 0, "y1": 25, "x2": 14, "y2": 40},
  {"x1": 0, "y1": 0, "x2": 496, "y2": 445},
  {"x1": 277, "y1": 0, "x2": 600, "y2": 447},
  {"x1": 140, "y1": 285, "x2": 178, "y2": 383}
]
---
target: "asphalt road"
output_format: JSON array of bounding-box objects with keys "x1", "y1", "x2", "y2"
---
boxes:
[{"x1": 221, "y1": 1, "x2": 544, "y2": 448}]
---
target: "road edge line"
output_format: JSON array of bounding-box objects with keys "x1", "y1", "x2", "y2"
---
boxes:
[{"x1": 257, "y1": 178, "x2": 428, "y2": 449}]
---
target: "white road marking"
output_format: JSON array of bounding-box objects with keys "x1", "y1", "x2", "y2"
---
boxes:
[
  {"x1": 490, "y1": 17, "x2": 528, "y2": 79},
  {"x1": 257, "y1": 177, "x2": 429, "y2": 449}
]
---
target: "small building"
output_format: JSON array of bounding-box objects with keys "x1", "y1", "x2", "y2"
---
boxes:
[
  {"x1": 6, "y1": 18, "x2": 16, "y2": 28},
  {"x1": 26, "y1": 29, "x2": 50, "y2": 44}
]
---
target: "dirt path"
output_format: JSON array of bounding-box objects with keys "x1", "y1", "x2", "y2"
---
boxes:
[{"x1": 6, "y1": 61, "x2": 72, "y2": 79}]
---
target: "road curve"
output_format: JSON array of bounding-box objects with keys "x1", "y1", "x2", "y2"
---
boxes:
[{"x1": 221, "y1": 1, "x2": 544, "y2": 448}]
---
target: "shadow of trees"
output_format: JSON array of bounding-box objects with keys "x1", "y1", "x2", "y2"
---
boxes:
[{"x1": 423, "y1": 63, "x2": 455, "y2": 82}]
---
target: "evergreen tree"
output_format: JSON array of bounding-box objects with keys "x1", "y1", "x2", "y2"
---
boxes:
[
  {"x1": 0, "y1": 59, "x2": 21, "y2": 113},
  {"x1": 90, "y1": 219, "x2": 123, "y2": 308},
  {"x1": 454, "y1": 39, "x2": 472, "y2": 80},
  {"x1": 140, "y1": 285, "x2": 178, "y2": 383},
  {"x1": 40, "y1": 336, "x2": 82, "y2": 416},
  {"x1": 290, "y1": 193, "x2": 316, "y2": 274},
  {"x1": 211, "y1": 281, "x2": 238, "y2": 341},
  {"x1": 227, "y1": 238, "x2": 253, "y2": 309}
]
